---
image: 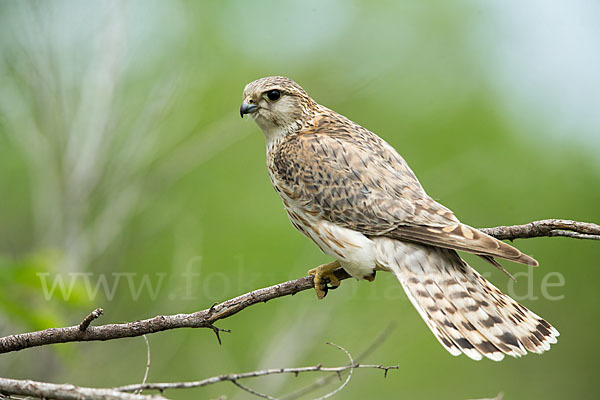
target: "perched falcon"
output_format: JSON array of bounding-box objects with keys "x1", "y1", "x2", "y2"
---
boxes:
[{"x1": 240, "y1": 76, "x2": 558, "y2": 361}]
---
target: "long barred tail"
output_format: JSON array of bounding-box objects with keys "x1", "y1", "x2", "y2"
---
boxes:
[{"x1": 375, "y1": 238, "x2": 559, "y2": 361}]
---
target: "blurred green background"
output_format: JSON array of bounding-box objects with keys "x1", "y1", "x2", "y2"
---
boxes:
[{"x1": 1, "y1": 1, "x2": 599, "y2": 399}]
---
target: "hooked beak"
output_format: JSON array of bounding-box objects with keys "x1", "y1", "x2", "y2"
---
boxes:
[{"x1": 240, "y1": 99, "x2": 258, "y2": 118}]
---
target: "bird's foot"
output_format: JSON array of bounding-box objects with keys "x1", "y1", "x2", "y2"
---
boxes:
[{"x1": 308, "y1": 260, "x2": 341, "y2": 300}]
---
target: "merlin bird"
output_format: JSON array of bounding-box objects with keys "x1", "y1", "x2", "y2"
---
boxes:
[{"x1": 240, "y1": 76, "x2": 558, "y2": 361}]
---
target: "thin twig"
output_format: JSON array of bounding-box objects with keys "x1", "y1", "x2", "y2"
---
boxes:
[
  {"x1": 549, "y1": 231, "x2": 599, "y2": 240},
  {"x1": 0, "y1": 219, "x2": 596, "y2": 355},
  {"x1": 78, "y1": 308, "x2": 104, "y2": 331},
  {"x1": 135, "y1": 335, "x2": 151, "y2": 395},
  {"x1": 469, "y1": 393, "x2": 504, "y2": 400},
  {"x1": 115, "y1": 363, "x2": 397, "y2": 392},
  {"x1": 282, "y1": 322, "x2": 397, "y2": 400},
  {"x1": 313, "y1": 343, "x2": 354, "y2": 400},
  {"x1": 231, "y1": 380, "x2": 278, "y2": 400},
  {"x1": 115, "y1": 343, "x2": 395, "y2": 400}
]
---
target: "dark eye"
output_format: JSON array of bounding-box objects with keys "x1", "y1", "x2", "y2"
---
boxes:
[{"x1": 266, "y1": 89, "x2": 281, "y2": 101}]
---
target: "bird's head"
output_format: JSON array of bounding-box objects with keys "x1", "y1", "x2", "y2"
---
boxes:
[{"x1": 241, "y1": 76, "x2": 317, "y2": 139}]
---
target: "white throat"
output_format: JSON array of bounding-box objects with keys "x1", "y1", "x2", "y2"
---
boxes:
[
  {"x1": 255, "y1": 117, "x2": 304, "y2": 152},
  {"x1": 262, "y1": 124, "x2": 288, "y2": 148}
]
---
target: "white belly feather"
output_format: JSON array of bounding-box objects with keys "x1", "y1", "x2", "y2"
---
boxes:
[{"x1": 284, "y1": 204, "x2": 380, "y2": 279}]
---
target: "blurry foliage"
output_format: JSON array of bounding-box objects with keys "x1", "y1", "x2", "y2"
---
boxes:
[
  {"x1": 0, "y1": 250, "x2": 88, "y2": 331},
  {"x1": 0, "y1": 1, "x2": 599, "y2": 399}
]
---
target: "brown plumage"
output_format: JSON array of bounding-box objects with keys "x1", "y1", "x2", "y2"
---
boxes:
[{"x1": 241, "y1": 76, "x2": 558, "y2": 361}]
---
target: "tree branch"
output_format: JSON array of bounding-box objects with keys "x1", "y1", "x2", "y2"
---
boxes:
[
  {"x1": 0, "y1": 272, "x2": 322, "y2": 354},
  {"x1": 0, "y1": 347, "x2": 397, "y2": 400},
  {"x1": 114, "y1": 342, "x2": 397, "y2": 400},
  {"x1": 115, "y1": 362, "x2": 396, "y2": 392},
  {"x1": 0, "y1": 219, "x2": 597, "y2": 355},
  {"x1": 0, "y1": 377, "x2": 167, "y2": 400},
  {"x1": 479, "y1": 219, "x2": 600, "y2": 241}
]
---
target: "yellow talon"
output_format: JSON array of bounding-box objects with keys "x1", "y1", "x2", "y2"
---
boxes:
[{"x1": 308, "y1": 260, "x2": 341, "y2": 299}]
